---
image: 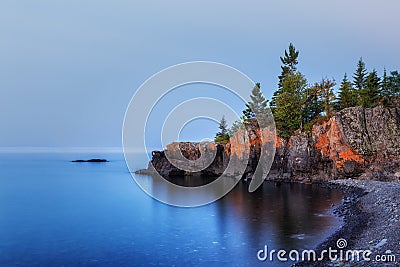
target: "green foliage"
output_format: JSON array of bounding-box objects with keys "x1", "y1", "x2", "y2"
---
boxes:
[
  {"x1": 359, "y1": 70, "x2": 380, "y2": 108},
  {"x1": 269, "y1": 90, "x2": 279, "y2": 113},
  {"x1": 380, "y1": 70, "x2": 400, "y2": 107},
  {"x1": 302, "y1": 78, "x2": 335, "y2": 125},
  {"x1": 337, "y1": 73, "x2": 358, "y2": 110},
  {"x1": 220, "y1": 45, "x2": 400, "y2": 142},
  {"x1": 274, "y1": 73, "x2": 307, "y2": 138},
  {"x1": 388, "y1": 71, "x2": 400, "y2": 95},
  {"x1": 272, "y1": 43, "x2": 299, "y2": 109},
  {"x1": 214, "y1": 134, "x2": 230, "y2": 144},
  {"x1": 279, "y1": 43, "x2": 299, "y2": 75},
  {"x1": 353, "y1": 57, "x2": 367, "y2": 91},
  {"x1": 214, "y1": 116, "x2": 230, "y2": 143},
  {"x1": 302, "y1": 84, "x2": 323, "y2": 125},
  {"x1": 272, "y1": 43, "x2": 309, "y2": 138},
  {"x1": 380, "y1": 69, "x2": 391, "y2": 103},
  {"x1": 242, "y1": 83, "x2": 270, "y2": 128},
  {"x1": 317, "y1": 78, "x2": 336, "y2": 117}
]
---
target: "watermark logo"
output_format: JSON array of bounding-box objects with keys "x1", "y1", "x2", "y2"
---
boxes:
[
  {"x1": 257, "y1": 238, "x2": 396, "y2": 264},
  {"x1": 336, "y1": 238, "x2": 347, "y2": 249},
  {"x1": 122, "y1": 62, "x2": 276, "y2": 207}
]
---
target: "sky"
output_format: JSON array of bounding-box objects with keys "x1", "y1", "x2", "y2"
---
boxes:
[{"x1": 1, "y1": 0, "x2": 399, "y2": 150}]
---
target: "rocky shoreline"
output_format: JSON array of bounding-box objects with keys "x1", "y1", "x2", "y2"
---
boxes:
[
  {"x1": 136, "y1": 106, "x2": 399, "y2": 265},
  {"x1": 138, "y1": 106, "x2": 400, "y2": 182},
  {"x1": 295, "y1": 179, "x2": 399, "y2": 267},
  {"x1": 137, "y1": 166, "x2": 399, "y2": 266}
]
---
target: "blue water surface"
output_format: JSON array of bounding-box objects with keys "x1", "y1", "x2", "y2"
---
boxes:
[{"x1": 0, "y1": 153, "x2": 343, "y2": 266}]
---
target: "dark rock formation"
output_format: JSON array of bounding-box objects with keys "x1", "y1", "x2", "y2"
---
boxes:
[
  {"x1": 138, "y1": 143, "x2": 231, "y2": 178},
  {"x1": 137, "y1": 106, "x2": 400, "y2": 182},
  {"x1": 72, "y1": 159, "x2": 108, "y2": 162}
]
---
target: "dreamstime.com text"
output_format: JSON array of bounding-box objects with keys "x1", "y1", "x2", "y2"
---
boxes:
[{"x1": 257, "y1": 238, "x2": 396, "y2": 264}]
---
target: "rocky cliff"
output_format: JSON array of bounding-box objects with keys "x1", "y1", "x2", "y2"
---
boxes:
[{"x1": 137, "y1": 106, "x2": 400, "y2": 182}]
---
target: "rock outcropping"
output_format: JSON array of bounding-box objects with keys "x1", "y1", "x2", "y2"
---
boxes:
[{"x1": 137, "y1": 106, "x2": 400, "y2": 182}]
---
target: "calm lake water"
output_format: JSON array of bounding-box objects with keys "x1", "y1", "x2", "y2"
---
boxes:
[{"x1": 0, "y1": 153, "x2": 343, "y2": 266}]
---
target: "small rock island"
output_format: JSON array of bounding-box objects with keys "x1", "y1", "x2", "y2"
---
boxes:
[{"x1": 71, "y1": 159, "x2": 108, "y2": 162}]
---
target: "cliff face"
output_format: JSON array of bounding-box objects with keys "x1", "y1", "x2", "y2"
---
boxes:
[
  {"x1": 147, "y1": 142, "x2": 230, "y2": 177},
  {"x1": 311, "y1": 106, "x2": 400, "y2": 180},
  {"x1": 139, "y1": 106, "x2": 400, "y2": 182}
]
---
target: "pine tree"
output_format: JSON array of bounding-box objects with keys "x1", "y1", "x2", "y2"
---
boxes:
[
  {"x1": 381, "y1": 70, "x2": 400, "y2": 107},
  {"x1": 242, "y1": 83, "x2": 269, "y2": 128},
  {"x1": 215, "y1": 116, "x2": 230, "y2": 143},
  {"x1": 389, "y1": 70, "x2": 400, "y2": 95},
  {"x1": 272, "y1": 43, "x2": 307, "y2": 138},
  {"x1": 337, "y1": 73, "x2": 357, "y2": 110},
  {"x1": 359, "y1": 70, "x2": 380, "y2": 107},
  {"x1": 271, "y1": 43, "x2": 299, "y2": 109},
  {"x1": 316, "y1": 78, "x2": 336, "y2": 117},
  {"x1": 302, "y1": 84, "x2": 323, "y2": 125},
  {"x1": 380, "y1": 69, "x2": 392, "y2": 106},
  {"x1": 274, "y1": 73, "x2": 307, "y2": 138},
  {"x1": 380, "y1": 69, "x2": 390, "y2": 98},
  {"x1": 219, "y1": 116, "x2": 228, "y2": 135},
  {"x1": 353, "y1": 58, "x2": 367, "y2": 92},
  {"x1": 280, "y1": 43, "x2": 299, "y2": 75}
]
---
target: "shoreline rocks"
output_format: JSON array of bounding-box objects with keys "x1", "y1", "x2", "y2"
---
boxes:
[{"x1": 296, "y1": 179, "x2": 400, "y2": 266}]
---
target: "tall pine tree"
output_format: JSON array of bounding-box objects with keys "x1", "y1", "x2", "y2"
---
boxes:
[
  {"x1": 353, "y1": 58, "x2": 367, "y2": 98},
  {"x1": 242, "y1": 83, "x2": 269, "y2": 128},
  {"x1": 337, "y1": 73, "x2": 357, "y2": 110},
  {"x1": 271, "y1": 43, "x2": 299, "y2": 110},
  {"x1": 274, "y1": 73, "x2": 307, "y2": 138},
  {"x1": 215, "y1": 116, "x2": 229, "y2": 143},
  {"x1": 359, "y1": 70, "x2": 380, "y2": 108},
  {"x1": 302, "y1": 84, "x2": 323, "y2": 125},
  {"x1": 380, "y1": 69, "x2": 390, "y2": 98},
  {"x1": 380, "y1": 69, "x2": 392, "y2": 106},
  {"x1": 272, "y1": 43, "x2": 307, "y2": 138},
  {"x1": 389, "y1": 71, "x2": 400, "y2": 95},
  {"x1": 316, "y1": 78, "x2": 336, "y2": 117}
]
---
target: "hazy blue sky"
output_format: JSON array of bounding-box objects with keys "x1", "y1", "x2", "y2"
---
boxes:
[{"x1": 1, "y1": 0, "x2": 399, "y2": 150}]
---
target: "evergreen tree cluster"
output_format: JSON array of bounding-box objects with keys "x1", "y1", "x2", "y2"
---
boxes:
[
  {"x1": 217, "y1": 43, "x2": 400, "y2": 141},
  {"x1": 337, "y1": 58, "x2": 400, "y2": 109},
  {"x1": 271, "y1": 43, "x2": 337, "y2": 137},
  {"x1": 268, "y1": 44, "x2": 400, "y2": 138}
]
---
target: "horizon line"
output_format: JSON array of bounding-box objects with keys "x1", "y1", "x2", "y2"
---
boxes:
[{"x1": 0, "y1": 146, "x2": 134, "y2": 153}]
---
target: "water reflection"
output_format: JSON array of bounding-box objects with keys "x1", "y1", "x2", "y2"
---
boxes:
[
  {"x1": 219, "y1": 182, "x2": 343, "y2": 250},
  {"x1": 135, "y1": 174, "x2": 343, "y2": 266},
  {"x1": 166, "y1": 175, "x2": 216, "y2": 187}
]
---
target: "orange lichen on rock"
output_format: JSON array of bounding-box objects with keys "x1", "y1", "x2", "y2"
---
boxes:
[
  {"x1": 288, "y1": 139, "x2": 293, "y2": 149},
  {"x1": 227, "y1": 127, "x2": 276, "y2": 159},
  {"x1": 313, "y1": 117, "x2": 364, "y2": 170},
  {"x1": 275, "y1": 136, "x2": 282, "y2": 148},
  {"x1": 337, "y1": 148, "x2": 364, "y2": 168},
  {"x1": 259, "y1": 127, "x2": 277, "y2": 144},
  {"x1": 229, "y1": 129, "x2": 250, "y2": 158},
  {"x1": 315, "y1": 133, "x2": 330, "y2": 157}
]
